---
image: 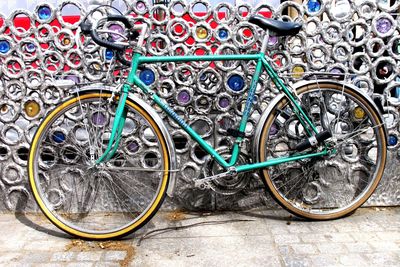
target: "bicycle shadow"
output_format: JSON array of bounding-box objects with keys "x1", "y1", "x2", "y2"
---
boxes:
[
  {"x1": 13, "y1": 193, "x2": 71, "y2": 239},
  {"x1": 236, "y1": 210, "x2": 307, "y2": 222},
  {"x1": 12, "y1": 191, "x2": 304, "y2": 241}
]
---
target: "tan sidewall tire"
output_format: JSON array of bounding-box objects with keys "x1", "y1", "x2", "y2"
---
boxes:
[
  {"x1": 28, "y1": 92, "x2": 170, "y2": 239},
  {"x1": 259, "y1": 83, "x2": 387, "y2": 220}
]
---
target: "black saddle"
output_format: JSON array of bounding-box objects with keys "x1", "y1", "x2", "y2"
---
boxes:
[{"x1": 249, "y1": 15, "x2": 302, "y2": 36}]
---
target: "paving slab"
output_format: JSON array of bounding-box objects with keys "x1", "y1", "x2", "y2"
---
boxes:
[{"x1": 0, "y1": 207, "x2": 398, "y2": 266}]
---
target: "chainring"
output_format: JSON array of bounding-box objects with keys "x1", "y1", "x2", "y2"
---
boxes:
[{"x1": 202, "y1": 146, "x2": 250, "y2": 195}]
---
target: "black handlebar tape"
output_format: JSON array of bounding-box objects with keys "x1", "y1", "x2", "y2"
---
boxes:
[
  {"x1": 107, "y1": 15, "x2": 133, "y2": 29},
  {"x1": 80, "y1": 22, "x2": 92, "y2": 34},
  {"x1": 128, "y1": 31, "x2": 140, "y2": 40},
  {"x1": 81, "y1": 15, "x2": 137, "y2": 60},
  {"x1": 295, "y1": 130, "x2": 332, "y2": 152},
  {"x1": 116, "y1": 51, "x2": 131, "y2": 66}
]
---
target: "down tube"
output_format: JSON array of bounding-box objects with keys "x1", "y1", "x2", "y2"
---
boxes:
[{"x1": 133, "y1": 76, "x2": 231, "y2": 169}]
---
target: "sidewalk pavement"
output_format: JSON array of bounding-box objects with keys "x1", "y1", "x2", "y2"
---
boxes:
[{"x1": 0, "y1": 207, "x2": 399, "y2": 267}]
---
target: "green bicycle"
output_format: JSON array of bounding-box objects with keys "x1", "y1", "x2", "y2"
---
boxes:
[{"x1": 28, "y1": 14, "x2": 387, "y2": 239}]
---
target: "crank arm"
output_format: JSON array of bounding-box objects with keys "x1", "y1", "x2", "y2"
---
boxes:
[{"x1": 194, "y1": 171, "x2": 232, "y2": 188}]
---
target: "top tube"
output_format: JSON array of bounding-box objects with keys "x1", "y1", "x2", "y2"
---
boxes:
[{"x1": 137, "y1": 53, "x2": 263, "y2": 64}]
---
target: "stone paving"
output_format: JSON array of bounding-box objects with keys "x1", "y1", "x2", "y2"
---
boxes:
[{"x1": 0, "y1": 207, "x2": 399, "y2": 266}]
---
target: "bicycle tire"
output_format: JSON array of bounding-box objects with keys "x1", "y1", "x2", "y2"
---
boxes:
[
  {"x1": 258, "y1": 82, "x2": 387, "y2": 220},
  {"x1": 28, "y1": 91, "x2": 170, "y2": 239}
]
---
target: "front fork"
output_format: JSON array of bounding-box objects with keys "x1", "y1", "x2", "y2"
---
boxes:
[{"x1": 95, "y1": 84, "x2": 130, "y2": 164}]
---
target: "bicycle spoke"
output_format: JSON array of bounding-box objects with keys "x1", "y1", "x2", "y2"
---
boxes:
[
  {"x1": 334, "y1": 123, "x2": 384, "y2": 148},
  {"x1": 109, "y1": 170, "x2": 158, "y2": 196},
  {"x1": 103, "y1": 174, "x2": 148, "y2": 212},
  {"x1": 102, "y1": 180, "x2": 141, "y2": 218}
]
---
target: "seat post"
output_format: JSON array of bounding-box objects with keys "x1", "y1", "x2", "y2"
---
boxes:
[{"x1": 261, "y1": 31, "x2": 269, "y2": 53}]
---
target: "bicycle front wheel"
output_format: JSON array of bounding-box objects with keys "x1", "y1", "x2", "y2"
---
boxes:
[
  {"x1": 258, "y1": 82, "x2": 387, "y2": 220},
  {"x1": 28, "y1": 91, "x2": 170, "y2": 239}
]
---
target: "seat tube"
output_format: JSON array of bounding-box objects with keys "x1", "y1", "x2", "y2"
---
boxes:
[
  {"x1": 228, "y1": 57, "x2": 263, "y2": 166},
  {"x1": 238, "y1": 57, "x2": 263, "y2": 134}
]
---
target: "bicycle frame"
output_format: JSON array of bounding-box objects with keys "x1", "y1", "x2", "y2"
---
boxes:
[{"x1": 96, "y1": 52, "x2": 329, "y2": 172}]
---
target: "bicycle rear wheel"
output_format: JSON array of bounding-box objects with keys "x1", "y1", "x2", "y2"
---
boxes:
[
  {"x1": 28, "y1": 91, "x2": 170, "y2": 239},
  {"x1": 258, "y1": 82, "x2": 387, "y2": 220}
]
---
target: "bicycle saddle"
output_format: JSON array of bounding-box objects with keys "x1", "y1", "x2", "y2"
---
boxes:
[{"x1": 249, "y1": 15, "x2": 302, "y2": 36}]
